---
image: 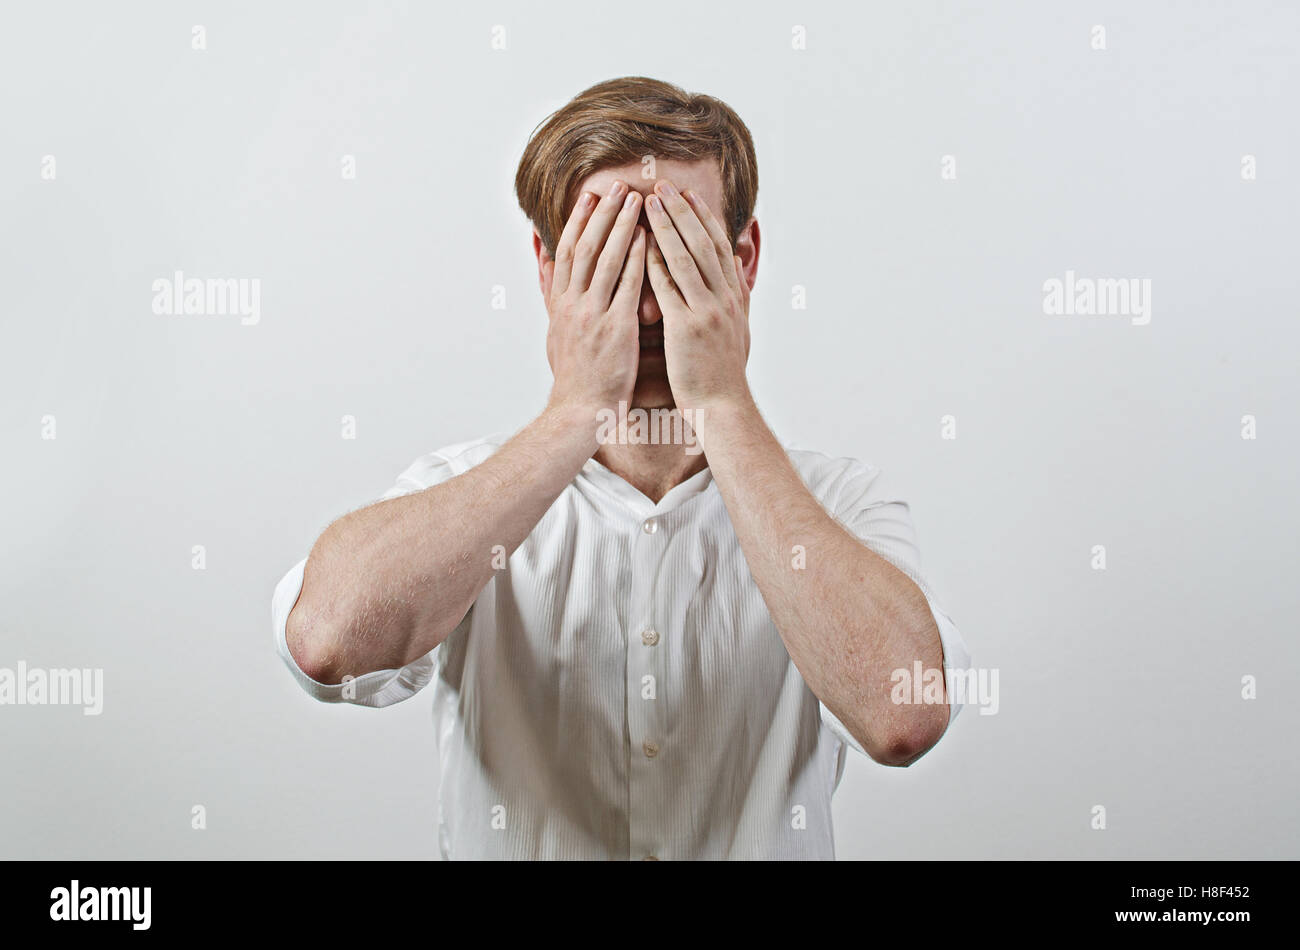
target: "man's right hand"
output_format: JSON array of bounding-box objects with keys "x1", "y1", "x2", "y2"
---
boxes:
[
  {"x1": 542, "y1": 179, "x2": 646, "y2": 422},
  {"x1": 287, "y1": 183, "x2": 650, "y2": 687}
]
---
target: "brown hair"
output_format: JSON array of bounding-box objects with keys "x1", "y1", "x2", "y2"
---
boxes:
[{"x1": 515, "y1": 76, "x2": 758, "y2": 259}]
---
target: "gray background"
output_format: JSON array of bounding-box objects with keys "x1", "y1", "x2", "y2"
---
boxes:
[{"x1": 2, "y1": 0, "x2": 1297, "y2": 859}]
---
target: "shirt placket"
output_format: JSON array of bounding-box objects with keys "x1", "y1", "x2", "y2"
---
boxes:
[{"x1": 627, "y1": 509, "x2": 667, "y2": 861}]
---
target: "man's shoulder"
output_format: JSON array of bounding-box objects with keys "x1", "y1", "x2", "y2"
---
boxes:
[
  {"x1": 784, "y1": 446, "x2": 882, "y2": 494},
  {"x1": 428, "y1": 432, "x2": 510, "y2": 468},
  {"x1": 385, "y1": 432, "x2": 509, "y2": 493},
  {"x1": 780, "y1": 446, "x2": 915, "y2": 518}
]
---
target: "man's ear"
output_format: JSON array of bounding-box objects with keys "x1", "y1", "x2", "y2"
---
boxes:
[
  {"x1": 533, "y1": 228, "x2": 554, "y2": 299},
  {"x1": 733, "y1": 217, "x2": 761, "y2": 292}
]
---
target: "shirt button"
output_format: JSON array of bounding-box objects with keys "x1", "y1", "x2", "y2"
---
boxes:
[
  {"x1": 643, "y1": 741, "x2": 659, "y2": 758},
  {"x1": 641, "y1": 518, "x2": 658, "y2": 535},
  {"x1": 641, "y1": 629, "x2": 660, "y2": 646}
]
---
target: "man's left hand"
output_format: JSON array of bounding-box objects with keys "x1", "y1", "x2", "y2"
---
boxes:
[{"x1": 643, "y1": 180, "x2": 752, "y2": 416}]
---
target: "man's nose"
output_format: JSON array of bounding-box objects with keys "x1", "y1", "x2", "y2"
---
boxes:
[{"x1": 637, "y1": 280, "x2": 662, "y2": 325}]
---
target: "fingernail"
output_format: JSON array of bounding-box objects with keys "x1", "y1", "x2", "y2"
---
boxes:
[
  {"x1": 608, "y1": 180, "x2": 625, "y2": 199},
  {"x1": 659, "y1": 181, "x2": 678, "y2": 198},
  {"x1": 581, "y1": 192, "x2": 595, "y2": 207},
  {"x1": 624, "y1": 191, "x2": 638, "y2": 210},
  {"x1": 647, "y1": 195, "x2": 662, "y2": 212}
]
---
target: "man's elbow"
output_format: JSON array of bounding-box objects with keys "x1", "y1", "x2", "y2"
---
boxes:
[
  {"x1": 863, "y1": 705, "x2": 949, "y2": 768},
  {"x1": 285, "y1": 602, "x2": 348, "y2": 685}
]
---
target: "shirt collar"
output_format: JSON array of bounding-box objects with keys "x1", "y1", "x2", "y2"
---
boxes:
[{"x1": 577, "y1": 456, "x2": 715, "y2": 518}]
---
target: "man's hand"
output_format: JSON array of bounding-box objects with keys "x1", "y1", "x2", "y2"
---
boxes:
[
  {"x1": 643, "y1": 180, "x2": 751, "y2": 416},
  {"x1": 542, "y1": 179, "x2": 646, "y2": 421}
]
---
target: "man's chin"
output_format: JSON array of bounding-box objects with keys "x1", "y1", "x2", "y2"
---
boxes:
[{"x1": 629, "y1": 374, "x2": 676, "y2": 412}]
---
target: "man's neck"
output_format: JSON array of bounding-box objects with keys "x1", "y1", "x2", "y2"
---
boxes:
[{"x1": 592, "y1": 439, "x2": 708, "y2": 505}]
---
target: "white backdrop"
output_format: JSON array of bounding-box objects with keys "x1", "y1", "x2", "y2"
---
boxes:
[{"x1": 2, "y1": 0, "x2": 1297, "y2": 859}]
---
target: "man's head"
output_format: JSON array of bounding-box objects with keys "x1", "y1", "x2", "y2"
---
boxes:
[
  {"x1": 515, "y1": 77, "x2": 760, "y2": 409},
  {"x1": 516, "y1": 77, "x2": 759, "y2": 262}
]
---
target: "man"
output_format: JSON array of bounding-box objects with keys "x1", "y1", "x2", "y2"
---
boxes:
[{"x1": 273, "y1": 76, "x2": 971, "y2": 860}]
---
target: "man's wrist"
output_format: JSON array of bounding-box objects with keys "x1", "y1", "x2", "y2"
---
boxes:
[
  {"x1": 688, "y1": 389, "x2": 761, "y2": 450},
  {"x1": 539, "y1": 398, "x2": 607, "y2": 458}
]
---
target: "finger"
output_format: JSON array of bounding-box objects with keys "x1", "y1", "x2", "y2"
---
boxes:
[
  {"x1": 541, "y1": 257, "x2": 555, "y2": 309},
  {"x1": 734, "y1": 254, "x2": 750, "y2": 310},
  {"x1": 645, "y1": 232, "x2": 688, "y2": 316},
  {"x1": 645, "y1": 193, "x2": 709, "y2": 310},
  {"x1": 571, "y1": 179, "x2": 630, "y2": 292},
  {"x1": 611, "y1": 225, "x2": 647, "y2": 313},
  {"x1": 653, "y1": 181, "x2": 727, "y2": 292},
  {"x1": 551, "y1": 191, "x2": 598, "y2": 298},
  {"x1": 591, "y1": 189, "x2": 643, "y2": 307},
  {"x1": 684, "y1": 189, "x2": 741, "y2": 294}
]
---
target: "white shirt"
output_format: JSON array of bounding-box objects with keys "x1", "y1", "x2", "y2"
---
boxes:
[{"x1": 272, "y1": 434, "x2": 971, "y2": 860}]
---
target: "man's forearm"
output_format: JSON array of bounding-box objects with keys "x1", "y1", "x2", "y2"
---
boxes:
[
  {"x1": 697, "y1": 395, "x2": 950, "y2": 765},
  {"x1": 286, "y1": 402, "x2": 598, "y2": 684},
  {"x1": 287, "y1": 175, "x2": 647, "y2": 687}
]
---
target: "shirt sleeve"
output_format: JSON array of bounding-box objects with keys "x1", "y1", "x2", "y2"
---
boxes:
[
  {"x1": 271, "y1": 442, "x2": 493, "y2": 707},
  {"x1": 810, "y1": 456, "x2": 973, "y2": 757}
]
